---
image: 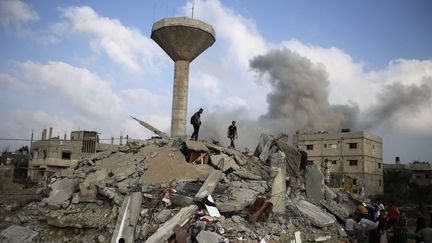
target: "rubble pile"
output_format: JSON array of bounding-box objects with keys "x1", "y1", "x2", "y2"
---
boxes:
[{"x1": 2, "y1": 135, "x2": 358, "y2": 242}]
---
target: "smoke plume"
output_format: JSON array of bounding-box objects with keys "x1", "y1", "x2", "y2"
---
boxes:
[
  {"x1": 198, "y1": 48, "x2": 432, "y2": 151},
  {"x1": 362, "y1": 77, "x2": 432, "y2": 129}
]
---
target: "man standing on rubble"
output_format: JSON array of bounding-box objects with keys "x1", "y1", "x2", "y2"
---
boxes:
[
  {"x1": 227, "y1": 121, "x2": 238, "y2": 148},
  {"x1": 191, "y1": 108, "x2": 203, "y2": 140}
]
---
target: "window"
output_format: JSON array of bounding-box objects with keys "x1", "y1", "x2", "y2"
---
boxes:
[
  {"x1": 307, "y1": 160, "x2": 314, "y2": 165},
  {"x1": 62, "y1": 151, "x2": 71, "y2": 160},
  {"x1": 353, "y1": 179, "x2": 357, "y2": 185},
  {"x1": 349, "y1": 160, "x2": 358, "y2": 166},
  {"x1": 324, "y1": 144, "x2": 327, "y2": 148},
  {"x1": 378, "y1": 163, "x2": 382, "y2": 169},
  {"x1": 306, "y1": 144, "x2": 314, "y2": 150},
  {"x1": 426, "y1": 174, "x2": 429, "y2": 179},
  {"x1": 379, "y1": 180, "x2": 382, "y2": 187},
  {"x1": 330, "y1": 144, "x2": 337, "y2": 149},
  {"x1": 348, "y1": 143, "x2": 357, "y2": 149},
  {"x1": 332, "y1": 160, "x2": 337, "y2": 165}
]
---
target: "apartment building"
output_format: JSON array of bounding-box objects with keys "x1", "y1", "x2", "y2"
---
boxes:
[
  {"x1": 294, "y1": 130, "x2": 383, "y2": 196},
  {"x1": 28, "y1": 129, "x2": 120, "y2": 182}
]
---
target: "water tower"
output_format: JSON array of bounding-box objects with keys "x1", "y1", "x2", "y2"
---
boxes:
[{"x1": 151, "y1": 17, "x2": 216, "y2": 138}]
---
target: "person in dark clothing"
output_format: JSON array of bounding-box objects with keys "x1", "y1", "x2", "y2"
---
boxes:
[
  {"x1": 416, "y1": 209, "x2": 427, "y2": 242},
  {"x1": 190, "y1": 108, "x2": 203, "y2": 140},
  {"x1": 227, "y1": 121, "x2": 238, "y2": 148}
]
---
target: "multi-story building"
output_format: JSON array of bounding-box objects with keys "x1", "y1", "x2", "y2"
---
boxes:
[
  {"x1": 385, "y1": 160, "x2": 432, "y2": 186},
  {"x1": 28, "y1": 129, "x2": 120, "y2": 182},
  {"x1": 294, "y1": 130, "x2": 383, "y2": 196}
]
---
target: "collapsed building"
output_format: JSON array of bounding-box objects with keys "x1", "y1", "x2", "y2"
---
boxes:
[
  {"x1": 294, "y1": 130, "x2": 383, "y2": 196},
  {"x1": 28, "y1": 129, "x2": 120, "y2": 183},
  {"x1": 1, "y1": 134, "x2": 360, "y2": 242}
]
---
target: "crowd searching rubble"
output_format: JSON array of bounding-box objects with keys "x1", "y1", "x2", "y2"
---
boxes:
[{"x1": 1, "y1": 134, "x2": 364, "y2": 242}]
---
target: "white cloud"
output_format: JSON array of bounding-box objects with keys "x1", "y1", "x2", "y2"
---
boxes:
[
  {"x1": 190, "y1": 72, "x2": 220, "y2": 100},
  {"x1": 0, "y1": 0, "x2": 39, "y2": 28},
  {"x1": 56, "y1": 6, "x2": 163, "y2": 73},
  {"x1": 184, "y1": 0, "x2": 268, "y2": 69},
  {"x1": 16, "y1": 61, "x2": 123, "y2": 119}
]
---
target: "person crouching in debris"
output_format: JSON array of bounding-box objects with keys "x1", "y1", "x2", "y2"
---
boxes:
[
  {"x1": 190, "y1": 108, "x2": 203, "y2": 140},
  {"x1": 227, "y1": 121, "x2": 238, "y2": 148}
]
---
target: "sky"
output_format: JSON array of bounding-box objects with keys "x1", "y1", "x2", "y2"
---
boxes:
[{"x1": 0, "y1": 0, "x2": 431, "y2": 163}]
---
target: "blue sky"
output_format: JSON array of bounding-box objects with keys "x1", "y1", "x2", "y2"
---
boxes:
[{"x1": 0, "y1": 0, "x2": 431, "y2": 163}]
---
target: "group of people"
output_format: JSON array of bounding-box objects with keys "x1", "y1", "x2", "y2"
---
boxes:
[
  {"x1": 190, "y1": 108, "x2": 238, "y2": 148},
  {"x1": 345, "y1": 201, "x2": 432, "y2": 243}
]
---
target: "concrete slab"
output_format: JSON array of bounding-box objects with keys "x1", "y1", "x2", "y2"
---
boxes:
[
  {"x1": 271, "y1": 168, "x2": 286, "y2": 214},
  {"x1": 294, "y1": 199, "x2": 335, "y2": 228},
  {"x1": 140, "y1": 147, "x2": 213, "y2": 184},
  {"x1": 216, "y1": 188, "x2": 259, "y2": 212},
  {"x1": 305, "y1": 166, "x2": 323, "y2": 204},
  {"x1": 47, "y1": 178, "x2": 77, "y2": 209},
  {"x1": 146, "y1": 205, "x2": 198, "y2": 243},
  {"x1": 0, "y1": 225, "x2": 38, "y2": 243},
  {"x1": 184, "y1": 140, "x2": 209, "y2": 152},
  {"x1": 275, "y1": 138, "x2": 301, "y2": 178},
  {"x1": 210, "y1": 154, "x2": 239, "y2": 172}
]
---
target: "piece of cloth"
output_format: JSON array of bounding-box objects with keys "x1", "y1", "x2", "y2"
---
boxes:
[
  {"x1": 388, "y1": 205, "x2": 400, "y2": 220},
  {"x1": 416, "y1": 217, "x2": 427, "y2": 233}
]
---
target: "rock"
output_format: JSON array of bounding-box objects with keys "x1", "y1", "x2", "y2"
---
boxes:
[
  {"x1": 47, "y1": 178, "x2": 77, "y2": 209},
  {"x1": 210, "y1": 154, "x2": 239, "y2": 172},
  {"x1": 97, "y1": 234, "x2": 106, "y2": 243},
  {"x1": 196, "y1": 230, "x2": 220, "y2": 243},
  {"x1": 294, "y1": 199, "x2": 335, "y2": 228},
  {"x1": 61, "y1": 200, "x2": 70, "y2": 209},
  {"x1": 305, "y1": 165, "x2": 323, "y2": 204},
  {"x1": 271, "y1": 168, "x2": 286, "y2": 214},
  {"x1": 155, "y1": 209, "x2": 172, "y2": 224}
]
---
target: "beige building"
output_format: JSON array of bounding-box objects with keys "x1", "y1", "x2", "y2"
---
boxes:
[
  {"x1": 28, "y1": 130, "x2": 120, "y2": 182},
  {"x1": 294, "y1": 130, "x2": 383, "y2": 196}
]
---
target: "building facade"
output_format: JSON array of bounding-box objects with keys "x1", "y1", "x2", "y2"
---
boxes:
[
  {"x1": 294, "y1": 130, "x2": 383, "y2": 196},
  {"x1": 28, "y1": 130, "x2": 120, "y2": 182},
  {"x1": 385, "y1": 161, "x2": 432, "y2": 186}
]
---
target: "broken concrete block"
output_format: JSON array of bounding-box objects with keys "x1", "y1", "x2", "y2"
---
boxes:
[
  {"x1": 255, "y1": 134, "x2": 274, "y2": 162},
  {"x1": 294, "y1": 199, "x2": 335, "y2": 228},
  {"x1": 196, "y1": 230, "x2": 220, "y2": 243},
  {"x1": 248, "y1": 180, "x2": 268, "y2": 194},
  {"x1": 79, "y1": 174, "x2": 98, "y2": 202},
  {"x1": 305, "y1": 165, "x2": 323, "y2": 204},
  {"x1": 216, "y1": 188, "x2": 259, "y2": 212},
  {"x1": 185, "y1": 140, "x2": 209, "y2": 152},
  {"x1": 146, "y1": 205, "x2": 198, "y2": 243},
  {"x1": 47, "y1": 178, "x2": 77, "y2": 209},
  {"x1": 155, "y1": 210, "x2": 172, "y2": 224},
  {"x1": 275, "y1": 138, "x2": 301, "y2": 178},
  {"x1": 271, "y1": 168, "x2": 286, "y2": 214},
  {"x1": 233, "y1": 170, "x2": 262, "y2": 180},
  {"x1": 0, "y1": 225, "x2": 38, "y2": 243},
  {"x1": 195, "y1": 170, "x2": 223, "y2": 201},
  {"x1": 210, "y1": 154, "x2": 239, "y2": 172},
  {"x1": 140, "y1": 147, "x2": 213, "y2": 184}
]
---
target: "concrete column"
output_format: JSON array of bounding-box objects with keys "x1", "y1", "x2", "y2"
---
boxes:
[
  {"x1": 48, "y1": 127, "x2": 53, "y2": 139},
  {"x1": 42, "y1": 129, "x2": 47, "y2": 140},
  {"x1": 171, "y1": 60, "x2": 189, "y2": 138}
]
